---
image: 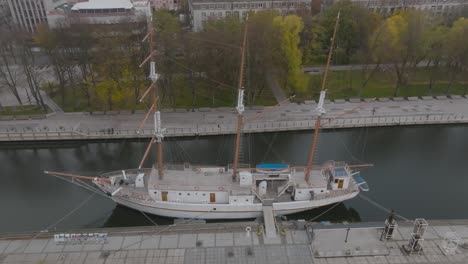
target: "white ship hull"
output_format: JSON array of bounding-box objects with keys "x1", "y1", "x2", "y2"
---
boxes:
[
  {"x1": 110, "y1": 190, "x2": 359, "y2": 219},
  {"x1": 93, "y1": 163, "x2": 366, "y2": 220}
]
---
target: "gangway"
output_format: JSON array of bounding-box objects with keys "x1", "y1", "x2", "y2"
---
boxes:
[{"x1": 262, "y1": 205, "x2": 277, "y2": 238}]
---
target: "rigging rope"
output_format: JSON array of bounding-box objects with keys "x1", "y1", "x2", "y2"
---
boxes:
[
  {"x1": 307, "y1": 202, "x2": 342, "y2": 222},
  {"x1": 358, "y1": 193, "x2": 411, "y2": 222},
  {"x1": 51, "y1": 174, "x2": 159, "y2": 226},
  {"x1": 11, "y1": 192, "x2": 96, "y2": 254}
]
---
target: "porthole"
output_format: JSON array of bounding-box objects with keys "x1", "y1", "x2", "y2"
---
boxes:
[
  {"x1": 202, "y1": 193, "x2": 206, "y2": 196},
  {"x1": 245, "y1": 199, "x2": 249, "y2": 202},
  {"x1": 179, "y1": 193, "x2": 182, "y2": 196},
  {"x1": 187, "y1": 193, "x2": 191, "y2": 196},
  {"x1": 154, "y1": 192, "x2": 157, "y2": 194}
]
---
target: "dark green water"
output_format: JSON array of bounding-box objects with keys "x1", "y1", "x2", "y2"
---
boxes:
[{"x1": 1, "y1": 125, "x2": 468, "y2": 233}]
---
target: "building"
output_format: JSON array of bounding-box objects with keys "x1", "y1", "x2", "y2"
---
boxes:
[
  {"x1": 188, "y1": 0, "x2": 311, "y2": 31},
  {"x1": 5, "y1": 0, "x2": 69, "y2": 32},
  {"x1": 150, "y1": 0, "x2": 177, "y2": 10},
  {"x1": 47, "y1": 0, "x2": 151, "y2": 28},
  {"x1": 326, "y1": 0, "x2": 468, "y2": 17},
  {"x1": 0, "y1": 0, "x2": 12, "y2": 27}
]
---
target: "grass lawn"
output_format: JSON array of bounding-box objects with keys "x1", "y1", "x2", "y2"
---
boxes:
[
  {"x1": 44, "y1": 75, "x2": 277, "y2": 112},
  {"x1": 0, "y1": 105, "x2": 50, "y2": 116},
  {"x1": 296, "y1": 67, "x2": 468, "y2": 100}
]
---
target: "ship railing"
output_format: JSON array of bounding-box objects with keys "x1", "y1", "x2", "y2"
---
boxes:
[
  {"x1": 314, "y1": 187, "x2": 357, "y2": 200},
  {"x1": 100, "y1": 168, "x2": 152, "y2": 178}
]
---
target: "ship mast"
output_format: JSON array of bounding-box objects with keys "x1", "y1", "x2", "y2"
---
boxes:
[
  {"x1": 304, "y1": 11, "x2": 340, "y2": 183},
  {"x1": 148, "y1": 13, "x2": 164, "y2": 179},
  {"x1": 232, "y1": 16, "x2": 249, "y2": 181}
]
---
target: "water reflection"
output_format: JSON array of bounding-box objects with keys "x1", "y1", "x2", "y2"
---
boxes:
[{"x1": 1, "y1": 125, "x2": 468, "y2": 233}]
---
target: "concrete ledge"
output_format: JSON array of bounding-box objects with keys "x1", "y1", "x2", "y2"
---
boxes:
[
  {"x1": 449, "y1": 95, "x2": 463, "y2": 99},
  {"x1": 407, "y1": 96, "x2": 419, "y2": 101},
  {"x1": 392, "y1": 97, "x2": 405, "y2": 101},
  {"x1": 30, "y1": 115, "x2": 46, "y2": 120},
  {"x1": 422, "y1": 96, "x2": 434, "y2": 100},
  {"x1": 349, "y1": 98, "x2": 361, "y2": 103},
  {"x1": 134, "y1": 110, "x2": 146, "y2": 114},
  {"x1": 161, "y1": 109, "x2": 173, "y2": 113},
  {"x1": 436, "y1": 95, "x2": 448, "y2": 100},
  {"x1": 334, "y1": 99, "x2": 346, "y2": 103},
  {"x1": 218, "y1": 107, "x2": 235, "y2": 112},
  {"x1": 106, "y1": 111, "x2": 119, "y2": 115},
  {"x1": 199, "y1": 108, "x2": 211, "y2": 112},
  {"x1": 175, "y1": 109, "x2": 187, "y2": 113},
  {"x1": 119, "y1": 110, "x2": 133, "y2": 115},
  {"x1": 90, "y1": 111, "x2": 105, "y2": 115},
  {"x1": 14, "y1": 116, "x2": 29, "y2": 120},
  {"x1": 250, "y1": 106, "x2": 264, "y2": 110},
  {"x1": 0, "y1": 116, "x2": 14, "y2": 121},
  {"x1": 377, "y1": 97, "x2": 390, "y2": 102},
  {"x1": 304, "y1": 100, "x2": 315, "y2": 105}
]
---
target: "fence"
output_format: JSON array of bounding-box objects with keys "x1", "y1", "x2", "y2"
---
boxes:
[{"x1": 0, "y1": 113, "x2": 466, "y2": 142}]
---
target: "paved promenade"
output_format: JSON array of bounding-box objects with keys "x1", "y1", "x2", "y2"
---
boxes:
[
  {"x1": 0, "y1": 219, "x2": 467, "y2": 264},
  {"x1": 0, "y1": 96, "x2": 467, "y2": 142}
]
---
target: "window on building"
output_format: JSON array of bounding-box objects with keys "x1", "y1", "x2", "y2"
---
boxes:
[{"x1": 226, "y1": 11, "x2": 231, "y2": 16}]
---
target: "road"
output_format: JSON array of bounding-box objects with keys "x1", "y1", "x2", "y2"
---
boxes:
[{"x1": 303, "y1": 61, "x2": 430, "y2": 75}]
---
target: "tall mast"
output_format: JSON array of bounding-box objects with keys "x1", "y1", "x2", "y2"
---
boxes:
[
  {"x1": 232, "y1": 16, "x2": 249, "y2": 181},
  {"x1": 149, "y1": 13, "x2": 164, "y2": 179},
  {"x1": 304, "y1": 11, "x2": 340, "y2": 183}
]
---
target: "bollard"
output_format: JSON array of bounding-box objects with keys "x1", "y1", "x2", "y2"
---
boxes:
[{"x1": 245, "y1": 226, "x2": 251, "y2": 238}]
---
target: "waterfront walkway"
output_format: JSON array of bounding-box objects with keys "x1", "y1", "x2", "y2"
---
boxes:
[
  {"x1": 0, "y1": 219, "x2": 467, "y2": 264},
  {"x1": 0, "y1": 96, "x2": 467, "y2": 142}
]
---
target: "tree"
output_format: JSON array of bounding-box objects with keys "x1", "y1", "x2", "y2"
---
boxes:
[
  {"x1": 425, "y1": 25, "x2": 448, "y2": 95},
  {"x1": 17, "y1": 33, "x2": 47, "y2": 110},
  {"x1": 371, "y1": 10, "x2": 432, "y2": 96},
  {"x1": 0, "y1": 27, "x2": 22, "y2": 105},
  {"x1": 272, "y1": 15, "x2": 304, "y2": 92},
  {"x1": 246, "y1": 11, "x2": 279, "y2": 104},
  {"x1": 321, "y1": 0, "x2": 377, "y2": 64},
  {"x1": 34, "y1": 24, "x2": 70, "y2": 105},
  {"x1": 444, "y1": 18, "x2": 468, "y2": 94}
]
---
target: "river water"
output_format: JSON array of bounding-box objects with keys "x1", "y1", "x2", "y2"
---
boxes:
[{"x1": 1, "y1": 125, "x2": 468, "y2": 233}]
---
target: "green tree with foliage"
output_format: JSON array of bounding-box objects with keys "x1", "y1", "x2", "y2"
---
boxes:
[{"x1": 273, "y1": 15, "x2": 304, "y2": 92}]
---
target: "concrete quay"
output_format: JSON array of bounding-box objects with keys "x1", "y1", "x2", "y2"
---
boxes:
[
  {"x1": 0, "y1": 96, "x2": 468, "y2": 142},
  {"x1": 0, "y1": 219, "x2": 467, "y2": 264}
]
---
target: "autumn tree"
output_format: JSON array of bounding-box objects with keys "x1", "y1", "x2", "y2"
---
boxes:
[
  {"x1": 444, "y1": 17, "x2": 468, "y2": 94},
  {"x1": 272, "y1": 15, "x2": 304, "y2": 92},
  {"x1": 371, "y1": 10, "x2": 431, "y2": 96}
]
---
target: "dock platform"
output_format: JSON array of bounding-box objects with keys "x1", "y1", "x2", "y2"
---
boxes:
[{"x1": 0, "y1": 219, "x2": 467, "y2": 263}]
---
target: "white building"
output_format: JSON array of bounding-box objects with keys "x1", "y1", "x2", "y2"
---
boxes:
[
  {"x1": 150, "y1": 0, "x2": 177, "y2": 10},
  {"x1": 339, "y1": 0, "x2": 468, "y2": 17},
  {"x1": 6, "y1": 0, "x2": 68, "y2": 32},
  {"x1": 188, "y1": 0, "x2": 311, "y2": 31},
  {"x1": 47, "y1": 0, "x2": 151, "y2": 28}
]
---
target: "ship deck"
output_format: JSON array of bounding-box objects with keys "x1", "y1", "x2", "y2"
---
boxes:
[{"x1": 101, "y1": 166, "x2": 328, "y2": 192}]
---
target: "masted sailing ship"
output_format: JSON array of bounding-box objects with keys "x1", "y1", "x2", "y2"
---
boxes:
[{"x1": 46, "y1": 12, "x2": 370, "y2": 220}]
